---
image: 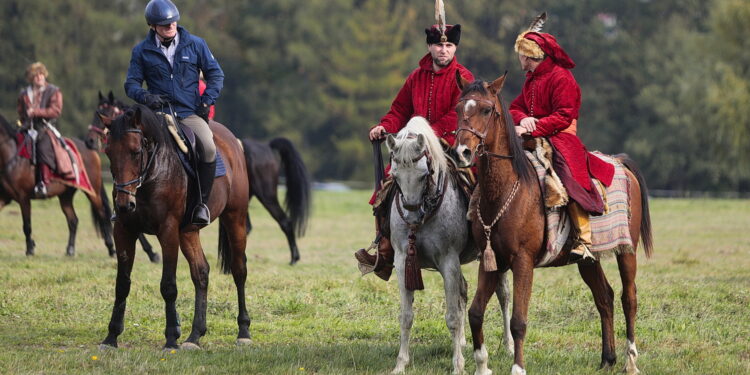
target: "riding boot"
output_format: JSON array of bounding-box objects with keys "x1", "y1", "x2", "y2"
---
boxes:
[
  {"x1": 34, "y1": 164, "x2": 48, "y2": 198},
  {"x1": 192, "y1": 160, "x2": 216, "y2": 226},
  {"x1": 568, "y1": 201, "x2": 595, "y2": 264},
  {"x1": 354, "y1": 233, "x2": 394, "y2": 281}
]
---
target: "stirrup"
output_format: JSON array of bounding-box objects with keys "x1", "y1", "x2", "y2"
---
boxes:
[
  {"x1": 570, "y1": 242, "x2": 596, "y2": 264},
  {"x1": 356, "y1": 241, "x2": 381, "y2": 276},
  {"x1": 191, "y1": 203, "x2": 211, "y2": 226},
  {"x1": 33, "y1": 183, "x2": 47, "y2": 198}
]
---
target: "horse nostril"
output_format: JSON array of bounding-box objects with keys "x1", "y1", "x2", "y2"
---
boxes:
[
  {"x1": 461, "y1": 148, "x2": 472, "y2": 159},
  {"x1": 127, "y1": 201, "x2": 136, "y2": 212}
]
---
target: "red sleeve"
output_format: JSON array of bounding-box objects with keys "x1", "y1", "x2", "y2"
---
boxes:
[
  {"x1": 378, "y1": 71, "x2": 416, "y2": 134},
  {"x1": 431, "y1": 68, "x2": 474, "y2": 138},
  {"x1": 509, "y1": 92, "x2": 529, "y2": 125},
  {"x1": 531, "y1": 71, "x2": 580, "y2": 137},
  {"x1": 34, "y1": 90, "x2": 63, "y2": 119}
]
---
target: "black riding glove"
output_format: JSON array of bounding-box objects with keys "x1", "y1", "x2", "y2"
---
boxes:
[
  {"x1": 195, "y1": 102, "x2": 210, "y2": 123},
  {"x1": 144, "y1": 94, "x2": 168, "y2": 110}
]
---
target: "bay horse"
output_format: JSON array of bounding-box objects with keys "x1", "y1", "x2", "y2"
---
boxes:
[
  {"x1": 452, "y1": 74, "x2": 653, "y2": 375},
  {"x1": 86, "y1": 92, "x2": 310, "y2": 265},
  {"x1": 385, "y1": 117, "x2": 512, "y2": 374},
  {"x1": 0, "y1": 113, "x2": 115, "y2": 257},
  {"x1": 85, "y1": 92, "x2": 161, "y2": 263},
  {"x1": 99, "y1": 104, "x2": 251, "y2": 349}
]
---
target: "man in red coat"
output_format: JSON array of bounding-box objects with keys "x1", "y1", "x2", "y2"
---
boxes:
[
  {"x1": 510, "y1": 20, "x2": 614, "y2": 263},
  {"x1": 355, "y1": 22, "x2": 475, "y2": 280}
]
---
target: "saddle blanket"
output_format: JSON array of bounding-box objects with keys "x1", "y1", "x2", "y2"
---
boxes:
[
  {"x1": 527, "y1": 150, "x2": 634, "y2": 267},
  {"x1": 16, "y1": 132, "x2": 94, "y2": 196}
]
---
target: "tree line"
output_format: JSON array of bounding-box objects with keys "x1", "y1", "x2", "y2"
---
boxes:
[{"x1": 1, "y1": 0, "x2": 748, "y2": 191}]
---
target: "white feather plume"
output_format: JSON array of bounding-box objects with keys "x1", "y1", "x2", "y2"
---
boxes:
[
  {"x1": 527, "y1": 12, "x2": 547, "y2": 32},
  {"x1": 435, "y1": 0, "x2": 446, "y2": 34}
]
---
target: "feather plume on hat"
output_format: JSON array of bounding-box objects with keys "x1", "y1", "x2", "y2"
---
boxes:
[
  {"x1": 515, "y1": 12, "x2": 547, "y2": 59},
  {"x1": 435, "y1": 0, "x2": 447, "y2": 41}
]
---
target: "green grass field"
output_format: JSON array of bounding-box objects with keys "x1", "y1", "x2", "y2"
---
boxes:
[{"x1": 0, "y1": 190, "x2": 748, "y2": 374}]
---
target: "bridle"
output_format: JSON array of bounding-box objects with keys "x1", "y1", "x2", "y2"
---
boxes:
[
  {"x1": 455, "y1": 96, "x2": 514, "y2": 160},
  {"x1": 87, "y1": 106, "x2": 121, "y2": 151},
  {"x1": 113, "y1": 128, "x2": 156, "y2": 198}
]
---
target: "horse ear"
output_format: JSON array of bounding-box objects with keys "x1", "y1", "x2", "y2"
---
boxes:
[
  {"x1": 108, "y1": 91, "x2": 115, "y2": 103},
  {"x1": 488, "y1": 71, "x2": 508, "y2": 94},
  {"x1": 134, "y1": 106, "x2": 143, "y2": 125},
  {"x1": 416, "y1": 134, "x2": 426, "y2": 150},
  {"x1": 456, "y1": 70, "x2": 471, "y2": 91},
  {"x1": 98, "y1": 91, "x2": 104, "y2": 102},
  {"x1": 386, "y1": 134, "x2": 397, "y2": 152}
]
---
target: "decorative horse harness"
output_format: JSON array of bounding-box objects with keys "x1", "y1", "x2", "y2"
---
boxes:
[{"x1": 456, "y1": 96, "x2": 521, "y2": 272}]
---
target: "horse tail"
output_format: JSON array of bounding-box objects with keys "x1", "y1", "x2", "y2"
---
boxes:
[
  {"x1": 269, "y1": 137, "x2": 311, "y2": 237},
  {"x1": 218, "y1": 219, "x2": 233, "y2": 274},
  {"x1": 90, "y1": 183, "x2": 113, "y2": 239},
  {"x1": 616, "y1": 154, "x2": 654, "y2": 258}
]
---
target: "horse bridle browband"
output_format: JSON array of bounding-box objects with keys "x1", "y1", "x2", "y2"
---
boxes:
[
  {"x1": 113, "y1": 128, "x2": 156, "y2": 198},
  {"x1": 456, "y1": 97, "x2": 513, "y2": 160}
]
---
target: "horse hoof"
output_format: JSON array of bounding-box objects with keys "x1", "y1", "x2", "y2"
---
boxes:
[
  {"x1": 150, "y1": 253, "x2": 161, "y2": 264},
  {"x1": 179, "y1": 342, "x2": 201, "y2": 350},
  {"x1": 26, "y1": 251, "x2": 34, "y2": 256},
  {"x1": 66, "y1": 248, "x2": 75, "y2": 257},
  {"x1": 236, "y1": 338, "x2": 252, "y2": 346},
  {"x1": 98, "y1": 343, "x2": 117, "y2": 351}
]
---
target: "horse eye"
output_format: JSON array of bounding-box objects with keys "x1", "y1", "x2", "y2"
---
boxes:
[{"x1": 482, "y1": 108, "x2": 491, "y2": 115}]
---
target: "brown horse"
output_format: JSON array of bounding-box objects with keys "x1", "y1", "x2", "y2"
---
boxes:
[
  {"x1": 99, "y1": 104, "x2": 251, "y2": 349},
  {"x1": 86, "y1": 93, "x2": 310, "y2": 265},
  {"x1": 452, "y1": 74, "x2": 653, "y2": 375},
  {"x1": 84, "y1": 92, "x2": 161, "y2": 263},
  {"x1": 0, "y1": 113, "x2": 115, "y2": 257}
]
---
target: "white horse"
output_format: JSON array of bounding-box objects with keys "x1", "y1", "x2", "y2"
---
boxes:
[{"x1": 385, "y1": 117, "x2": 513, "y2": 374}]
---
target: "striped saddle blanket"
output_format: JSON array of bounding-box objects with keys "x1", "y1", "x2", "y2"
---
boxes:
[{"x1": 527, "y1": 147, "x2": 634, "y2": 267}]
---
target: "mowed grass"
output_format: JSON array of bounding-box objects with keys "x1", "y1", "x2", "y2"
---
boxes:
[{"x1": 0, "y1": 190, "x2": 748, "y2": 374}]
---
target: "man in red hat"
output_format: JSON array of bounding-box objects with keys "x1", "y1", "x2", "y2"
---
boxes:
[
  {"x1": 354, "y1": 22, "x2": 475, "y2": 280},
  {"x1": 510, "y1": 15, "x2": 614, "y2": 263}
]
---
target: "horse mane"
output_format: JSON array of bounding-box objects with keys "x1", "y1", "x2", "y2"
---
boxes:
[
  {"x1": 109, "y1": 104, "x2": 167, "y2": 145},
  {"x1": 392, "y1": 116, "x2": 448, "y2": 181},
  {"x1": 461, "y1": 80, "x2": 535, "y2": 185},
  {"x1": 0, "y1": 112, "x2": 15, "y2": 139}
]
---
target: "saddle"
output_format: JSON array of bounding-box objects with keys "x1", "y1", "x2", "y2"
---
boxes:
[{"x1": 159, "y1": 113, "x2": 226, "y2": 229}]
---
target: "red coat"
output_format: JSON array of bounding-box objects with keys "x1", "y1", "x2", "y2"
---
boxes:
[
  {"x1": 510, "y1": 58, "x2": 613, "y2": 190},
  {"x1": 378, "y1": 53, "x2": 474, "y2": 146}
]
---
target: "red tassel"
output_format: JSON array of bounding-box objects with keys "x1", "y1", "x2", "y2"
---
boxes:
[{"x1": 405, "y1": 232, "x2": 424, "y2": 291}]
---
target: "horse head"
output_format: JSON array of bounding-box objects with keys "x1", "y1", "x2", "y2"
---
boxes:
[
  {"x1": 453, "y1": 72, "x2": 509, "y2": 168},
  {"x1": 386, "y1": 117, "x2": 447, "y2": 221},
  {"x1": 86, "y1": 91, "x2": 126, "y2": 150},
  {"x1": 106, "y1": 105, "x2": 162, "y2": 214}
]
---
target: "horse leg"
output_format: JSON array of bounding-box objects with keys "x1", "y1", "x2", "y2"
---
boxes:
[
  {"x1": 258, "y1": 195, "x2": 299, "y2": 265},
  {"x1": 100, "y1": 223, "x2": 137, "y2": 348},
  {"x1": 509, "y1": 257, "x2": 535, "y2": 375},
  {"x1": 617, "y1": 252, "x2": 640, "y2": 375},
  {"x1": 441, "y1": 259, "x2": 465, "y2": 375},
  {"x1": 495, "y1": 270, "x2": 514, "y2": 356},
  {"x1": 179, "y1": 230, "x2": 210, "y2": 349},
  {"x1": 577, "y1": 261, "x2": 617, "y2": 369},
  {"x1": 392, "y1": 253, "x2": 415, "y2": 374},
  {"x1": 158, "y1": 225, "x2": 182, "y2": 349},
  {"x1": 468, "y1": 266, "x2": 501, "y2": 375},
  {"x1": 138, "y1": 233, "x2": 161, "y2": 263},
  {"x1": 19, "y1": 198, "x2": 35, "y2": 255},
  {"x1": 58, "y1": 190, "x2": 79, "y2": 257},
  {"x1": 224, "y1": 212, "x2": 251, "y2": 344},
  {"x1": 459, "y1": 274, "x2": 468, "y2": 347}
]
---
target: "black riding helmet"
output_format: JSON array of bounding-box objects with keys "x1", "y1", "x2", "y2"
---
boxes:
[{"x1": 145, "y1": 0, "x2": 180, "y2": 26}]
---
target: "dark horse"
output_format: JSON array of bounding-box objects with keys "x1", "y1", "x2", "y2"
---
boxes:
[
  {"x1": 453, "y1": 74, "x2": 653, "y2": 375},
  {"x1": 99, "y1": 104, "x2": 251, "y2": 349},
  {"x1": 86, "y1": 92, "x2": 310, "y2": 265},
  {"x1": 85, "y1": 91, "x2": 160, "y2": 263},
  {"x1": 0, "y1": 113, "x2": 115, "y2": 257}
]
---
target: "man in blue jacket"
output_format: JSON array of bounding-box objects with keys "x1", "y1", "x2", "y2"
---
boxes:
[{"x1": 125, "y1": 0, "x2": 224, "y2": 226}]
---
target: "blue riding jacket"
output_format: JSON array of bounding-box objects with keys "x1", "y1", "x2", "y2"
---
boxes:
[{"x1": 125, "y1": 26, "x2": 224, "y2": 118}]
